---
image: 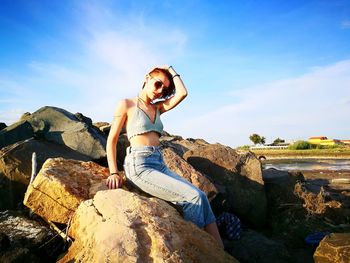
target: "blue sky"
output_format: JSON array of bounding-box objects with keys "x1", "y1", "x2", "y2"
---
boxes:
[{"x1": 1, "y1": 0, "x2": 349, "y2": 147}]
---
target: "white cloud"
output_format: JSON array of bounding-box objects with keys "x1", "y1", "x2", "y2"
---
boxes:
[
  {"x1": 341, "y1": 20, "x2": 350, "y2": 29},
  {"x1": 0, "y1": 1, "x2": 188, "y2": 124},
  {"x1": 179, "y1": 60, "x2": 350, "y2": 147}
]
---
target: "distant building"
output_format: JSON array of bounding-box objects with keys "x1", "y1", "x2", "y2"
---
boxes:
[
  {"x1": 308, "y1": 136, "x2": 341, "y2": 146},
  {"x1": 340, "y1": 140, "x2": 350, "y2": 145}
]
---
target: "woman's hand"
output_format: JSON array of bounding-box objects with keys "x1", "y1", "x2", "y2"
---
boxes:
[{"x1": 106, "y1": 173, "x2": 123, "y2": 189}]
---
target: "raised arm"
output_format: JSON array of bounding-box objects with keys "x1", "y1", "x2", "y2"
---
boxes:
[
  {"x1": 106, "y1": 99, "x2": 127, "y2": 189},
  {"x1": 159, "y1": 66, "x2": 188, "y2": 114}
]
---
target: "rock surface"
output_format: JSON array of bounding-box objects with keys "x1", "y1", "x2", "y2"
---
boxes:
[
  {"x1": 0, "y1": 106, "x2": 107, "y2": 159},
  {"x1": 0, "y1": 210, "x2": 63, "y2": 262},
  {"x1": 184, "y1": 143, "x2": 267, "y2": 228},
  {"x1": 314, "y1": 233, "x2": 350, "y2": 263},
  {"x1": 0, "y1": 139, "x2": 92, "y2": 210},
  {"x1": 162, "y1": 147, "x2": 218, "y2": 200},
  {"x1": 23, "y1": 158, "x2": 109, "y2": 224},
  {"x1": 58, "y1": 189, "x2": 237, "y2": 263},
  {"x1": 225, "y1": 228, "x2": 291, "y2": 263}
]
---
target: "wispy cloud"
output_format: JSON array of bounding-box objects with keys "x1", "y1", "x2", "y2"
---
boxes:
[
  {"x1": 341, "y1": 20, "x2": 350, "y2": 29},
  {"x1": 179, "y1": 60, "x2": 350, "y2": 146},
  {"x1": 0, "y1": 1, "x2": 188, "y2": 124}
]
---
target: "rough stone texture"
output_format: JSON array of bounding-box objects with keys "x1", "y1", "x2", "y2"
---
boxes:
[
  {"x1": 0, "y1": 210, "x2": 62, "y2": 262},
  {"x1": 225, "y1": 228, "x2": 291, "y2": 263},
  {"x1": 0, "y1": 106, "x2": 107, "y2": 159},
  {"x1": 314, "y1": 233, "x2": 350, "y2": 263},
  {"x1": 0, "y1": 120, "x2": 33, "y2": 149},
  {"x1": 58, "y1": 190, "x2": 237, "y2": 263},
  {"x1": 162, "y1": 147, "x2": 218, "y2": 201},
  {"x1": 183, "y1": 143, "x2": 267, "y2": 228},
  {"x1": 0, "y1": 139, "x2": 91, "y2": 210},
  {"x1": 23, "y1": 158, "x2": 109, "y2": 224},
  {"x1": 263, "y1": 168, "x2": 305, "y2": 214},
  {"x1": 0, "y1": 122, "x2": 7, "y2": 131},
  {"x1": 160, "y1": 136, "x2": 209, "y2": 157}
]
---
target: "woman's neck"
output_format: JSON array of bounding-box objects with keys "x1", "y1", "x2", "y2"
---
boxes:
[{"x1": 138, "y1": 92, "x2": 151, "y2": 105}]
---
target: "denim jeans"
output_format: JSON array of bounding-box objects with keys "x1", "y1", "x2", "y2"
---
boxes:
[{"x1": 123, "y1": 146, "x2": 216, "y2": 228}]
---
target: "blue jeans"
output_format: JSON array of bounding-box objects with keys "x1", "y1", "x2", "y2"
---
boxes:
[{"x1": 123, "y1": 146, "x2": 216, "y2": 228}]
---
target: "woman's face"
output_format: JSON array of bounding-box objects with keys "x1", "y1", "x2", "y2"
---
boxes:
[{"x1": 145, "y1": 73, "x2": 170, "y2": 100}]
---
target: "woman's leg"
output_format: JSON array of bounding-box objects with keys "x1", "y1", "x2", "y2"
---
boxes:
[
  {"x1": 204, "y1": 222, "x2": 224, "y2": 248},
  {"x1": 124, "y1": 147, "x2": 223, "y2": 246}
]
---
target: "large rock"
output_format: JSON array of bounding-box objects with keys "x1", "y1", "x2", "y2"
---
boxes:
[
  {"x1": 162, "y1": 147, "x2": 218, "y2": 200},
  {"x1": 0, "y1": 120, "x2": 33, "y2": 149},
  {"x1": 23, "y1": 158, "x2": 109, "y2": 224},
  {"x1": 0, "y1": 139, "x2": 91, "y2": 210},
  {"x1": 160, "y1": 136, "x2": 209, "y2": 157},
  {"x1": 0, "y1": 210, "x2": 63, "y2": 262},
  {"x1": 58, "y1": 189, "x2": 237, "y2": 263},
  {"x1": 0, "y1": 106, "x2": 107, "y2": 159},
  {"x1": 225, "y1": 228, "x2": 291, "y2": 263},
  {"x1": 183, "y1": 144, "x2": 267, "y2": 228},
  {"x1": 263, "y1": 168, "x2": 305, "y2": 214},
  {"x1": 314, "y1": 233, "x2": 350, "y2": 263}
]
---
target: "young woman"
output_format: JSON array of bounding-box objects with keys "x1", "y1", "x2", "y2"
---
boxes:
[{"x1": 106, "y1": 65, "x2": 223, "y2": 247}]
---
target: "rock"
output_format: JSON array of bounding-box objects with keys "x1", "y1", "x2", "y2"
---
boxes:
[
  {"x1": 183, "y1": 143, "x2": 267, "y2": 228},
  {"x1": 0, "y1": 120, "x2": 34, "y2": 149},
  {"x1": 162, "y1": 147, "x2": 218, "y2": 201},
  {"x1": 225, "y1": 228, "x2": 291, "y2": 263},
  {"x1": 58, "y1": 189, "x2": 237, "y2": 263},
  {"x1": 0, "y1": 210, "x2": 62, "y2": 262},
  {"x1": 23, "y1": 158, "x2": 109, "y2": 224},
  {"x1": 160, "y1": 136, "x2": 209, "y2": 157},
  {"x1": 314, "y1": 233, "x2": 350, "y2": 263},
  {"x1": 263, "y1": 168, "x2": 305, "y2": 214},
  {"x1": 0, "y1": 122, "x2": 7, "y2": 131},
  {"x1": 0, "y1": 106, "x2": 107, "y2": 159},
  {"x1": 0, "y1": 139, "x2": 92, "y2": 210}
]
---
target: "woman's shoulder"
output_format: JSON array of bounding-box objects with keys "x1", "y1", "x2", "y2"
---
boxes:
[{"x1": 117, "y1": 98, "x2": 137, "y2": 109}]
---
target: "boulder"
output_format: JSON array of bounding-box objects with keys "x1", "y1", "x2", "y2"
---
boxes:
[
  {"x1": 0, "y1": 210, "x2": 62, "y2": 262},
  {"x1": 0, "y1": 139, "x2": 92, "y2": 210},
  {"x1": 0, "y1": 106, "x2": 107, "y2": 159},
  {"x1": 58, "y1": 189, "x2": 237, "y2": 263},
  {"x1": 225, "y1": 228, "x2": 291, "y2": 263},
  {"x1": 23, "y1": 158, "x2": 109, "y2": 224},
  {"x1": 0, "y1": 122, "x2": 7, "y2": 131},
  {"x1": 162, "y1": 147, "x2": 218, "y2": 200},
  {"x1": 263, "y1": 168, "x2": 305, "y2": 214},
  {"x1": 0, "y1": 120, "x2": 33, "y2": 149},
  {"x1": 183, "y1": 144, "x2": 267, "y2": 228},
  {"x1": 160, "y1": 136, "x2": 209, "y2": 157},
  {"x1": 314, "y1": 233, "x2": 350, "y2": 263}
]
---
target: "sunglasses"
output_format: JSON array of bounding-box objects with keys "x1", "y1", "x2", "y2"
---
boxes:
[{"x1": 150, "y1": 76, "x2": 169, "y2": 91}]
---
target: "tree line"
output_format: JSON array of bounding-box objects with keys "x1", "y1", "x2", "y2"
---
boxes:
[{"x1": 249, "y1": 133, "x2": 285, "y2": 145}]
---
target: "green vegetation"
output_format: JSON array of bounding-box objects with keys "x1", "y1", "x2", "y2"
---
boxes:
[
  {"x1": 249, "y1": 133, "x2": 266, "y2": 145},
  {"x1": 250, "y1": 147, "x2": 350, "y2": 158},
  {"x1": 288, "y1": 140, "x2": 346, "y2": 150}
]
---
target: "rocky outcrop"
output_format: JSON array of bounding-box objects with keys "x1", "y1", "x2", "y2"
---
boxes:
[
  {"x1": 0, "y1": 120, "x2": 33, "y2": 149},
  {"x1": 160, "y1": 136, "x2": 209, "y2": 157},
  {"x1": 0, "y1": 210, "x2": 63, "y2": 262},
  {"x1": 263, "y1": 168, "x2": 305, "y2": 214},
  {"x1": 23, "y1": 158, "x2": 109, "y2": 224},
  {"x1": 314, "y1": 233, "x2": 350, "y2": 263},
  {"x1": 0, "y1": 106, "x2": 107, "y2": 159},
  {"x1": 225, "y1": 228, "x2": 291, "y2": 263},
  {"x1": 183, "y1": 143, "x2": 267, "y2": 228},
  {"x1": 0, "y1": 139, "x2": 92, "y2": 210},
  {"x1": 162, "y1": 147, "x2": 218, "y2": 200},
  {"x1": 58, "y1": 189, "x2": 237, "y2": 263},
  {"x1": 0, "y1": 122, "x2": 7, "y2": 131}
]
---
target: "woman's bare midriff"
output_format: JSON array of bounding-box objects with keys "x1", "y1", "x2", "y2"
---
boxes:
[{"x1": 129, "y1": 131, "x2": 161, "y2": 147}]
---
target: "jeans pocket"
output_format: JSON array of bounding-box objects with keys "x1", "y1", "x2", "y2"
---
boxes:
[{"x1": 134, "y1": 149, "x2": 154, "y2": 157}]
